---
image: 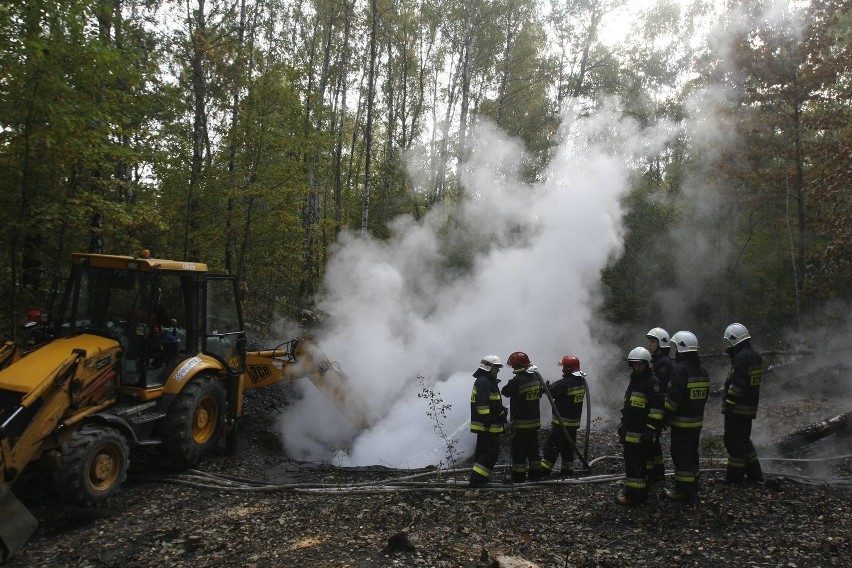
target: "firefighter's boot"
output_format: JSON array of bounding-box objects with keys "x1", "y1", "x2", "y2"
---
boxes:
[
  {"x1": 614, "y1": 491, "x2": 639, "y2": 507},
  {"x1": 664, "y1": 489, "x2": 691, "y2": 502},
  {"x1": 468, "y1": 472, "x2": 489, "y2": 488}
]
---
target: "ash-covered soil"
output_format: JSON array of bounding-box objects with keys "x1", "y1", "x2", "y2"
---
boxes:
[{"x1": 6, "y1": 360, "x2": 852, "y2": 567}]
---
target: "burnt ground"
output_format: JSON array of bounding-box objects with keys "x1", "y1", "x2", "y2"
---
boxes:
[{"x1": 6, "y1": 361, "x2": 852, "y2": 568}]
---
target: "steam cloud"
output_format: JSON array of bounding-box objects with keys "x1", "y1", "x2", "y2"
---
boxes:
[
  {"x1": 278, "y1": 100, "x2": 676, "y2": 467},
  {"x1": 277, "y1": 2, "x2": 846, "y2": 470}
]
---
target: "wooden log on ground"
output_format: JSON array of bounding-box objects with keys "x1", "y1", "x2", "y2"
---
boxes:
[{"x1": 775, "y1": 411, "x2": 851, "y2": 456}]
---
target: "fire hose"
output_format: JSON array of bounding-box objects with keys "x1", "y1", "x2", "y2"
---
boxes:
[{"x1": 143, "y1": 453, "x2": 852, "y2": 493}]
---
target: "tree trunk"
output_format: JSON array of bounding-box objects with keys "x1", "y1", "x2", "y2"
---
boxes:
[
  {"x1": 383, "y1": 4, "x2": 396, "y2": 216},
  {"x1": 334, "y1": 0, "x2": 354, "y2": 238},
  {"x1": 496, "y1": 0, "x2": 515, "y2": 127},
  {"x1": 184, "y1": 0, "x2": 208, "y2": 262},
  {"x1": 362, "y1": 0, "x2": 379, "y2": 236},
  {"x1": 572, "y1": 3, "x2": 602, "y2": 99},
  {"x1": 456, "y1": 2, "x2": 480, "y2": 222},
  {"x1": 302, "y1": 4, "x2": 337, "y2": 298},
  {"x1": 792, "y1": 90, "x2": 805, "y2": 318},
  {"x1": 225, "y1": 0, "x2": 249, "y2": 274}
]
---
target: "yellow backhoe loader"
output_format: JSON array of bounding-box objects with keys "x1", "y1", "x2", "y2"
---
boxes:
[{"x1": 0, "y1": 251, "x2": 368, "y2": 563}]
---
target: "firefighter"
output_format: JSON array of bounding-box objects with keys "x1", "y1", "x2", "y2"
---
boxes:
[
  {"x1": 22, "y1": 309, "x2": 51, "y2": 347},
  {"x1": 469, "y1": 354, "x2": 508, "y2": 487},
  {"x1": 501, "y1": 352, "x2": 544, "y2": 483},
  {"x1": 662, "y1": 331, "x2": 710, "y2": 501},
  {"x1": 646, "y1": 327, "x2": 673, "y2": 483},
  {"x1": 721, "y1": 323, "x2": 764, "y2": 484},
  {"x1": 647, "y1": 327, "x2": 674, "y2": 392},
  {"x1": 616, "y1": 347, "x2": 664, "y2": 506},
  {"x1": 540, "y1": 355, "x2": 586, "y2": 478}
]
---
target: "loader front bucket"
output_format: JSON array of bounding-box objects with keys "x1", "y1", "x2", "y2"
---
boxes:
[{"x1": 0, "y1": 489, "x2": 38, "y2": 563}]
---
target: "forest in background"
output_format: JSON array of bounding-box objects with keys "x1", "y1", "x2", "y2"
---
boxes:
[{"x1": 1, "y1": 0, "x2": 850, "y2": 340}]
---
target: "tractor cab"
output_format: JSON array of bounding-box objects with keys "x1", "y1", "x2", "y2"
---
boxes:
[{"x1": 55, "y1": 252, "x2": 246, "y2": 389}]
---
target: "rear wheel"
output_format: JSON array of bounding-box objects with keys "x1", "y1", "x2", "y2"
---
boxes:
[
  {"x1": 157, "y1": 376, "x2": 226, "y2": 467},
  {"x1": 54, "y1": 426, "x2": 129, "y2": 506}
]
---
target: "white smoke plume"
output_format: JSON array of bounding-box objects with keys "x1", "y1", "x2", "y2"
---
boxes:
[
  {"x1": 653, "y1": 0, "x2": 810, "y2": 341},
  {"x1": 278, "y1": 99, "x2": 676, "y2": 467}
]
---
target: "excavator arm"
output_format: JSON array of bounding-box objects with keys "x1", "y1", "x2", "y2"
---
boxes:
[
  {"x1": 0, "y1": 350, "x2": 84, "y2": 562},
  {"x1": 1, "y1": 351, "x2": 84, "y2": 483},
  {"x1": 0, "y1": 337, "x2": 122, "y2": 562},
  {"x1": 241, "y1": 337, "x2": 371, "y2": 429}
]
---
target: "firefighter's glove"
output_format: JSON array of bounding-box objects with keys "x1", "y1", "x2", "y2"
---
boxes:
[{"x1": 639, "y1": 431, "x2": 655, "y2": 446}]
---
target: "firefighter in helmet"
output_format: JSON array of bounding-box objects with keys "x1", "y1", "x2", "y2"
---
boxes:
[
  {"x1": 616, "y1": 347, "x2": 664, "y2": 506},
  {"x1": 501, "y1": 351, "x2": 544, "y2": 483},
  {"x1": 540, "y1": 355, "x2": 586, "y2": 478},
  {"x1": 646, "y1": 327, "x2": 673, "y2": 483},
  {"x1": 721, "y1": 323, "x2": 764, "y2": 484},
  {"x1": 662, "y1": 331, "x2": 710, "y2": 501},
  {"x1": 646, "y1": 328, "x2": 673, "y2": 392},
  {"x1": 22, "y1": 309, "x2": 51, "y2": 347},
  {"x1": 469, "y1": 354, "x2": 507, "y2": 487}
]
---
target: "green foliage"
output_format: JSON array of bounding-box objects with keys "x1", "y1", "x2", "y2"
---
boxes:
[
  {"x1": 0, "y1": 0, "x2": 165, "y2": 332},
  {"x1": 0, "y1": 0, "x2": 850, "y2": 341},
  {"x1": 600, "y1": 167, "x2": 679, "y2": 325}
]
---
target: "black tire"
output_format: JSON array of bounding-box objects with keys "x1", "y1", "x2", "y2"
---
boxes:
[
  {"x1": 54, "y1": 425, "x2": 129, "y2": 506},
  {"x1": 157, "y1": 376, "x2": 226, "y2": 467}
]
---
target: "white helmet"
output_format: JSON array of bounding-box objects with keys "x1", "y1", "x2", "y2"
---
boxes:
[
  {"x1": 478, "y1": 354, "x2": 503, "y2": 371},
  {"x1": 626, "y1": 347, "x2": 653, "y2": 364},
  {"x1": 646, "y1": 327, "x2": 670, "y2": 347},
  {"x1": 723, "y1": 323, "x2": 750, "y2": 346},
  {"x1": 671, "y1": 331, "x2": 698, "y2": 353}
]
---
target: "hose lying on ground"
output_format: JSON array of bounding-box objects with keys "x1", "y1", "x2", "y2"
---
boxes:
[{"x1": 137, "y1": 452, "x2": 852, "y2": 494}]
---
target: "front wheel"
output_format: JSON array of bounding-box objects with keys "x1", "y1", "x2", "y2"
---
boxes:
[
  {"x1": 157, "y1": 376, "x2": 226, "y2": 467},
  {"x1": 54, "y1": 426, "x2": 130, "y2": 506}
]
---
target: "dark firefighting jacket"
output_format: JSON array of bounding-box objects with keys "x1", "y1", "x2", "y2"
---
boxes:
[
  {"x1": 723, "y1": 340, "x2": 763, "y2": 419},
  {"x1": 619, "y1": 368, "x2": 664, "y2": 444},
  {"x1": 470, "y1": 368, "x2": 506, "y2": 434},
  {"x1": 664, "y1": 351, "x2": 710, "y2": 429},
  {"x1": 651, "y1": 348, "x2": 674, "y2": 393},
  {"x1": 500, "y1": 367, "x2": 543, "y2": 430},
  {"x1": 547, "y1": 371, "x2": 586, "y2": 427}
]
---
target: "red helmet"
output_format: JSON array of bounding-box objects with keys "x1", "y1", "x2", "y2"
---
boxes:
[
  {"x1": 26, "y1": 309, "x2": 41, "y2": 322},
  {"x1": 507, "y1": 351, "x2": 531, "y2": 369},
  {"x1": 559, "y1": 355, "x2": 580, "y2": 373}
]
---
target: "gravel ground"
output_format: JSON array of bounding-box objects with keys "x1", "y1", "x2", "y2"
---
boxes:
[{"x1": 6, "y1": 364, "x2": 852, "y2": 568}]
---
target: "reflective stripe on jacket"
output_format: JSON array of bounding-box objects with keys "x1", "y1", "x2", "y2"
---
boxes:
[
  {"x1": 664, "y1": 352, "x2": 710, "y2": 428},
  {"x1": 620, "y1": 368, "x2": 664, "y2": 443},
  {"x1": 723, "y1": 341, "x2": 762, "y2": 419},
  {"x1": 470, "y1": 369, "x2": 505, "y2": 433},
  {"x1": 501, "y1": 367, "x2": 543, "y2": 430},
  {"x1": 548, "y1": 372, "x2": 586, "y2": 427}
]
